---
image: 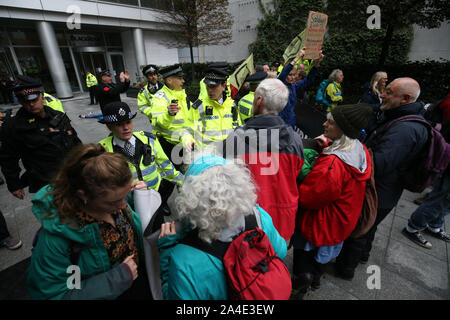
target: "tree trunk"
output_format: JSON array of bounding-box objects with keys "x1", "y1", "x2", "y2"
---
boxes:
[
  {"x1": 189, "y1": 42, "x2": 195, "y2": 83},
  {"x1": 378, "y1": 23, "x2": 394, "y2": 66}
]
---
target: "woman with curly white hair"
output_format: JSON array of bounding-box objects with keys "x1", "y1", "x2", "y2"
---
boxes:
[{"x1": 157, "y1": 154, "x2": 287, "y2": 300}]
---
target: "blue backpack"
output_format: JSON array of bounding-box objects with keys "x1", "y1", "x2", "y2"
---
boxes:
[{"x1": 315, "y1": 79, "x2": 332, "y2": 109}]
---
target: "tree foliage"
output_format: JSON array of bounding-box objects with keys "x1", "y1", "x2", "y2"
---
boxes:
[
  {"x1": 158, "y1": 0, "x2": 233, "y2": 79},
  {"x1": 250, "y1": 0, "x2": 448, "y2": 66}
]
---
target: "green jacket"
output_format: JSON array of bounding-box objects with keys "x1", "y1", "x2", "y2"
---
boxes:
[{"x1": 27, "y1": 185, "x2": 144, "y2": 300}]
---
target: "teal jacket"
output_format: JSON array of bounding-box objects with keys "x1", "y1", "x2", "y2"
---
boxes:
[
  {"x1": 27, "y1": 185, "x2": 144, "y2": 300},
  {"x1": 158, "y1": 205, "x2": 287, "y2": 300}
]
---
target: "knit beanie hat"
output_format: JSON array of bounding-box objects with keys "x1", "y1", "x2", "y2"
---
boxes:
[{"x1": 331, "y1": 103, "x2": 373, "y2": 139}]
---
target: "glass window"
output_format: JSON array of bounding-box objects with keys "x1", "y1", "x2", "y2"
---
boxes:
[
  {"x1": 0, "y1": 30, "x2": 9, "y2": 46},
  {"x1": 104, "y1": 32, "x2": 122, "y2": 47},
  {"x1": 8, "y1": 28, "x2": 41, "y2": 46},
  {"x1": 60, "y1": 48, "x2": 80, "y2": 92},
  {"x1": 101, "y1": 0, "x2": 139, "y2": 6},
  {"x1": 141, "y1": 0, "x2": 173, "y2": 10},
  {"x1": 14, "y1": 47, "x2": 54, "y2": 92}
]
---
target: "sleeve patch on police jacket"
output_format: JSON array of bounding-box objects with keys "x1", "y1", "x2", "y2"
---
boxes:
[{"x1": 154, "y1": 91, "x2": 165, "y2": 99}]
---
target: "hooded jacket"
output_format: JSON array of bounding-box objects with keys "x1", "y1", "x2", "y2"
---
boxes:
[
  {"x1": 219, "y1": 114, "x2": 305, "y2": 241},
  {"x1": 27, "y1": 185, "x2": 144, "y2": 300},
  {"x1": 157, "y1": 155, "x2": 287, "y2": 300},
  {"x1": 297, "y1": 140, "x2": 372, "y2": 246}
]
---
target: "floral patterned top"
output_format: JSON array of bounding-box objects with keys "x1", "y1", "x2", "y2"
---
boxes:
[{"x1": 75, "y1": 207, "x2": 140, "y2": 267}]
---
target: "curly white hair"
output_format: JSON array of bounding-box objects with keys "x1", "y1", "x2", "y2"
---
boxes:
[{"x1": 175, "y1": 160, "x2": 257, "y2": 243}]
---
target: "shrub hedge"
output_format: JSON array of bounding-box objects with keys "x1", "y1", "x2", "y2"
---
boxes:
[{"x1": 167, "y1": 60, "x2": 450, "y2": 104}]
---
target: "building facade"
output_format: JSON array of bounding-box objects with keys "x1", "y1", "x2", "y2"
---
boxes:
[{"x1": 0, "y1": 0, "x2": 182, "y2": 98}]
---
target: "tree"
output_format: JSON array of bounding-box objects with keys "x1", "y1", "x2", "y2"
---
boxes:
[
  {"x1": 158, "y1": 0, "x2": 233, "y2": 81},
  {"x1": 326, "y1": 0, "x2": 450, "y2": 65}
]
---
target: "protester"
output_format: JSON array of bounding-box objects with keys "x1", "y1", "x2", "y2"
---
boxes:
[
  {"x1": 158, "y1": 155, "x2": 287, "y2": 300},
  {"x1": 219, "y1": 78, "x2": 304, "y2": 241},
  {"x1": 402, "y1": 93, "x2": 450, "y2": 248},
  {"x1": 27, "y1": 144, "x2": 152, "y2": 300},
  {"x1": 361, "y1": 71, "x2": 388, "y2": 112},
  {"x1": 335, "y1": 77, "x2": 429, "y2": 279},
  {"x1": 278, "y1": 48, "x2": 323, "y2": 129},
  {"x1": 292, "y1": 103, "x2": 373, "y2": 298},
  {"x1": 325, "y1": 69, "x2": 344, "y2": 112},
  {"x1": 95, "y1": 70, "x2": 130, "y2": 113},
  {"x1": 0, "y1": 75, "x2": 81, "y2": 199}
]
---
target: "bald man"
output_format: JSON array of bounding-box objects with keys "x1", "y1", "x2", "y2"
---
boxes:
[{"x1": 335, "y1": 77, "x2": 429, "y2": 279}]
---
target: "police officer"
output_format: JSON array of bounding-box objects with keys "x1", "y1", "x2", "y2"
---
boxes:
[
  {"x1": 86, "y1": 71, "x2": 98, "y2": 105},
  {"x1": 140, "y1": 64, "x2": 193, "y2": 168},
  {"x1": 95, "y1": 70, "x2": 130, "y2": 113},
  {"x1": 43, "y1": 92, "x2": 64, "y2": 113},
  {"x1": 190, "y1": 65, "x2": 240, "y2": 150},
  {"x1": 98, "y1": 101, "x2": 183, "y2": 210},
  {"x1": 238, "y1": 71, "x2": 267, "y2": 123},
  {"x1": 137, "y1": 64, "x2": 163, "y2": 116},
  {"x1": 0, "y1": 75, "x2": 81, "y2": 199},
  {"x1": 197, "y1": 62, "x2": 231, "y2": 100}
]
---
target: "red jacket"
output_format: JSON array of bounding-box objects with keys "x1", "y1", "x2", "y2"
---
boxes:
[
  {"x1": 220, "y1": 114, "x2": 304, "y2": 241},
  {"x1": 296, "y1": 143, "x2": 371, "y2": 246}
]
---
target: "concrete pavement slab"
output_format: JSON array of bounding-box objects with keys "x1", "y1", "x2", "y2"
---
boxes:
[{"x1": 384, "y1": 240, "x2": 448, "y2": 297}]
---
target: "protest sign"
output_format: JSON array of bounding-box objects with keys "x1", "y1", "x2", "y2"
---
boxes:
[
  {"x1": 303, "y1": 11, "x2": 328, "y2": 60},
  {"x1": 229, "y1": 53, "x2": 254, "y2": 98}
]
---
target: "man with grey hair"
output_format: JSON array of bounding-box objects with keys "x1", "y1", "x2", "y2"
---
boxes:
[
  {"x1": 335, "y1": 77, "x2": 429, "y2": 279},
  {"x1": 218, "y1": 78, "x2": 305, "y2": 241}
]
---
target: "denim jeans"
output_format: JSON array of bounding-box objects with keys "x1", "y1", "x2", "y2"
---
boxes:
[{"x1": 408, "y1": 173, "x2": 450, "y2": 231}]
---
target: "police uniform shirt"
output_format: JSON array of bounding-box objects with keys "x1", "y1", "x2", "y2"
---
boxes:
[{"x1": 113, "y1": 135, "x2": 136, "y2": 157}]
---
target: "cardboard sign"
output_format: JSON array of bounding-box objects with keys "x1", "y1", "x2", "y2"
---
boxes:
[{"x1": 303, "y1": 11, "x2": 328, "y2": 60}]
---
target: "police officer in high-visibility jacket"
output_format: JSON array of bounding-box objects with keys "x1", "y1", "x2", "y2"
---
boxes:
[
  {"x1": 190, "y1": 65, "x2": 240, "y2": 150},
  {"x1": 86, "y1": 71, "x2": 98, "y2": 105},
  {"x1": 140, "y1": 64, "x2": 193, "y2": 168},
  {"x1": 98, "y1": 101, "x2": 183, "y2": 194},
  {"x1": 137, "y1": 64, "x2": 163, "y2": 116},
  {"x1": 43, "y1": 92, "x2": 64, "y2": 113},
  {"x1": 237, "y1": 71, "x2": 267, "y2": 123}
]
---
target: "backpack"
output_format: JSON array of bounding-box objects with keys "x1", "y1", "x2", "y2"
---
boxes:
[
  {"x1": 180, "y1": 211, "x2": 292, "y2": 300},
  {"x1": 351, "y1": 148, "x2": 378, "y2": 238},
  {"x1": 384, "y1": 115, "x2": 450, "y2": 193},
  {"x1": 314, "y1": 79, "x2": 331, "y2": 110}
]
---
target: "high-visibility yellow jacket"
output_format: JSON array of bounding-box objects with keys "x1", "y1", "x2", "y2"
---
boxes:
[
  {"x1": 238, "y1": 91, "x2": 254, "y2": 123},
  {"x1": 142, "y1": 85, "x2": 194, "y2": 147},
  {"x1": 137, "y1": 82, "x2": 164, "y2": 114},
  {"x1": 43, "y1": 93, "x2": 64, "y2": 113},
  {"x1": 190, "y1": 95, "x2": 240, "y2": 149},
  {"x1": 99, "y1": 131, "x2": 183, "y2": 190},
  {"x1": 325, "y1": 81, "x2": 343, "y2": 112},
  {"x1": 295, "y1": 59, "x2": 314, "y2": 75},
  {"x1": 86, "y1": 73, "x2": 98, "y2": 88}
]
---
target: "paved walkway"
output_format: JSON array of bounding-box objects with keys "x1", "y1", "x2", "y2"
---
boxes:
[{"x1": 0, "y1": 95, "x2": 449, "y2": 300}]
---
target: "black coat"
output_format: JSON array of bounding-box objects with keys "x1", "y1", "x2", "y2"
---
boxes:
[
  {"x1": 364, "y1": 102, "x2": 428, "y2": 210},
  {"x1": 361, "y1": 83, "x2": 382, "y2": 112},
  {"x1": 95, "y1": 80, "x2": 130, "y2": 113},
  {"x1": 0, "y1": 106, "x2": 82, "y2": 193}
]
